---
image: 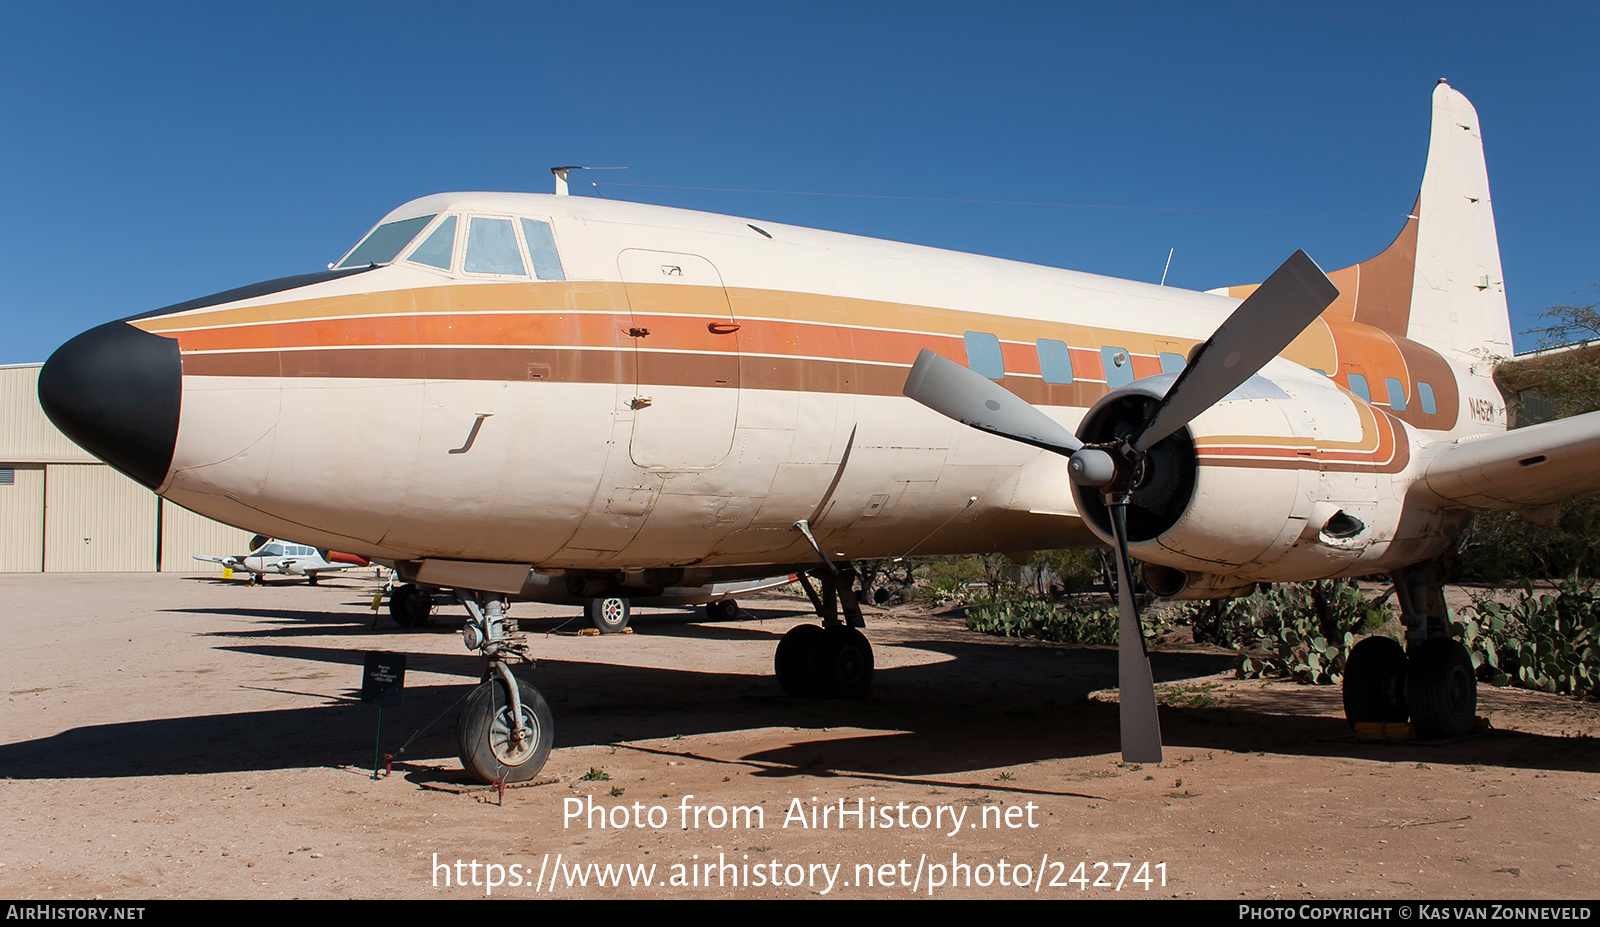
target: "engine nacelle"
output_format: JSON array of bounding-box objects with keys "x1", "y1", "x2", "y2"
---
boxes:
[{"x1": 1069, "y1": 366, "x2": 1426, "y2": 585}]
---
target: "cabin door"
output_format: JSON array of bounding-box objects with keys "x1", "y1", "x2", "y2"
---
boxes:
[{"x1": 618, "y1": 249, "x2": 741, "y2": 469}]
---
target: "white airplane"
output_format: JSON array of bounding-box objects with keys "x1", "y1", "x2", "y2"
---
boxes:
[
  {"x1": 39, "y1": 80, "x2": 1600, "y2": 784},
  {"x1": 194, "y1": 537, "x2": 371, "y2": 585}
]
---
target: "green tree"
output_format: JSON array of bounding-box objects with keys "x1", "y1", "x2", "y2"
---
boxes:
[{"x1": 1459, "y1": 292, "x2": 1600, "y2": 581}]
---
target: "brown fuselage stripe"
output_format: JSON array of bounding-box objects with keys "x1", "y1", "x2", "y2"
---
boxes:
[{"x1": 151, "y1": 275, "x2": 1460, "y2": 432}]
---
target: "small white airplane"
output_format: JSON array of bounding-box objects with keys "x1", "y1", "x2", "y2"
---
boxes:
[
  {"x1": 195, "y1": 538, "x2": 371, "y2": 585},
  {"x1": 39, "y1": 80, "x2": 1600, "y2": 784}
]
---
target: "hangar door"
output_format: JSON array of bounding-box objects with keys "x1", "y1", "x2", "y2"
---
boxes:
[{"x1": 44, "y1": 464, "x2": 157, "y2": 571}]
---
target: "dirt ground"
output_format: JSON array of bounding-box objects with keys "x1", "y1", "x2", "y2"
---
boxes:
[{"x1": 2, "y1": 572, "x2": 1598, "y2": 900}]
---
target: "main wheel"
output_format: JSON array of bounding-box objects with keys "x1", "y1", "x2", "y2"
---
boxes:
[
  {"x1": 457, "y1": 677, "x2": 554, "y2": 784},
  {"x1": 704, "y1": 599, "x2": 739, "y2": 621},
  {"x1": 775, "y1": 623, "x2": 825, "y2": 696},
  {"x1": 1408, "y1": 638, "x2": 1477, "y2": 739},
  {"x1": 586, "y1": 596, "x2": 630, "y2": 633},
  {"x1": 1342, "y1": 635, "x2": 1408, "y2": 726},
  {"x1": 389, "y1": 583, "x2": 433, "y2": 628},
  {"x1": 807, "y1": 625, "x2": 874, "y2": 699}
]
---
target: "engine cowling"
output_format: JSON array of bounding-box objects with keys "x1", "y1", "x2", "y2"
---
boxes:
[{"x1": 1069, "y1": 368, "x2": 1421, "y2": 589}]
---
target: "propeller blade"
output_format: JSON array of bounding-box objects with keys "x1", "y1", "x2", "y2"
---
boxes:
[
  {"x1": 1133, "y1": 250, "x2": 1338, "y2": 452},
  {"x1": 1109, "y1": 502, "x2": 1163, "y2": 764},
  {"x1": 903, "y1": 349, "x2": 1084, "y2": 456}
]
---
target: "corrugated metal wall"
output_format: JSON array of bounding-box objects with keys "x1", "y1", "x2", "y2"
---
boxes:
[
  {"x1": 0, "y1": 366, "x2": 96, "y2": 462},
  {"x1": 2, "y1": 363, "x2": 258, "y2": 573},
  {"x1": 44, "y1": 464, "x2": 158, "y2": 571},
  {"x1": 161, "y1": 498, "x2": 255, "y2": 572},
  {"x1": 0, "y1": 464, "x2": 45, "y2": 571}
]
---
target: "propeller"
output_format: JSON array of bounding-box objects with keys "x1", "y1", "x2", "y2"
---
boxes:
[{"x1": 903, "y1": 250, "x2": 1338, "y2": 763}]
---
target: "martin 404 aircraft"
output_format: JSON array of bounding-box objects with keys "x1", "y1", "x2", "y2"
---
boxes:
[{"x1": 39, "y1": 81, "x2": 1600, "y2": 783}]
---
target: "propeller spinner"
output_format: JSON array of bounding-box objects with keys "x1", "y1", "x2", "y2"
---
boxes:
[{"x1": 903, "y1": 250, "x2": 1338, "y2": 762}]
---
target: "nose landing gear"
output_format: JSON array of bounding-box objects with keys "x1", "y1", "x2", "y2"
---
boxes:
[{"x1": 455, "y1": 592, "x2": 551, "y2": 783}]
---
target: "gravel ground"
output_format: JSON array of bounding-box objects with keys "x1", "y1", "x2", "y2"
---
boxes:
[{"x1": 2, "y1": 572, "x2": 1597, "y2": 900}]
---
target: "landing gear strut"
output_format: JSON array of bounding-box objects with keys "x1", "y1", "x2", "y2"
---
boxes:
[
  {"x1": 1341, "y1": 559, "x2": 1477, "y2": 739},
  {"x1": 455, "y1": 592, "x2": 551, "y2": 783},
  {"x1": 774, "y1": 524, "x2": 875, "y2": 699}
]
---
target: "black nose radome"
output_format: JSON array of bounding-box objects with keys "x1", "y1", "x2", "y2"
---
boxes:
[{"x1": 39, "y1": 321, "x2": 181, "y2": 490}]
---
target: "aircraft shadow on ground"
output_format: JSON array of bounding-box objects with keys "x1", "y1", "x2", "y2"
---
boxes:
[
  {"x1": 173, "y1": 604, "x2": 810, "y2": 642},
  {"x1": 4, "y1": 638, "x2": 1597, "y2": 781}
]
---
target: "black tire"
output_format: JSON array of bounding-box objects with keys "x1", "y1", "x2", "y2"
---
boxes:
[
  {"x1": 775, "y1": 624, "x2": 825, "y2": 697},
  {"x1": 390, "y1": 583, "x2": 433, "y2": 628},
  {"x1": 457, "y1": 677, "x2": 554, "y2": 784},
  {"x1": 307, "y1": 573, "x2": 320, "y2": 586},
  {"x1": 704, "y1": 599, "x2": 739, "y2": 622},
  {"x1": 1342, "y1": 635, "x2": 1408, "y2": 726},
  {"x1": 807, "y1": 625, "x2": 874, "y2": 699},
  {"x1": 1408, "y1": 638, "x2": 1477, "y2": 739},
  {"x1": 586, "y1": 597, "x2": 630, "y2": 633}
]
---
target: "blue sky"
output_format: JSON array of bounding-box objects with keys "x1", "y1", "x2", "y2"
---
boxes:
[{"x1": 2, "y1": 2, "x2": 1595, "y2": 363}]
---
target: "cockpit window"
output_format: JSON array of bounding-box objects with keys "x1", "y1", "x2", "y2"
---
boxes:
[
  {"x1": 337, "y1": 214, "x2": 436, "y2": 268},
  {"x1": 260, "y1": 543, "x2": 285, "y2": 557},
  {"x1": 408, "y1": 215, "x2": 457, "y2": 270},
  {"x1": 464, "y1": 216, "x2": 526, "y2": 275},
  {"x1": 520, "y1": 218, "x2": 566, "y2": 281}
]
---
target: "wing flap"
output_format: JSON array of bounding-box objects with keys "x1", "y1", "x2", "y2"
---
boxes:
[{"x1": 1417, "y1": 410, "x2": 1600, "y2": 510}]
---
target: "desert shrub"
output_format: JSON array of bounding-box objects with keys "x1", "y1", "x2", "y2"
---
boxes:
[
  {"x1": 1454, "y1": 581, "x2": 1600, "y2": 697},
  {"x1": 964, "y1": 595, "x2": 1123, "y2": 646},
  {"x1": 1224, "y1": 581, "x2": 1394, "y2": 685}
]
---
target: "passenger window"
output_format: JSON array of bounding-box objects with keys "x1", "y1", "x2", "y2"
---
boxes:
[
  {"x1": 1418, "y1": 382, "x2": 1437, "y2": 415},
  {"x1": 337, "y1": 214, "x2": 436, "y2": 268},
  {"x1": 964, "y1": 332, "x2": 1005, "y2": 380},
  {"x1": 1347, "y1": 373, "x2": 1371, "y2": 403},
  {"x1": 1385, "y1": 378, "x2": 1407, "y2": 412},
  {"x1": 1159, "y1": 352, "x2": 1186, "y2": 374},
  {"x1": 408, "y1": 215, "x2": 457, "y2": 270},
  {"x1": 1036, "y1": 339, "x2": 1074, "y2": 384},
  {"x1": 1101, "y1": 346, "x2": 1134, "y2": 389},
  {"x1": 464, "y1": 217, "x2": 526, "y2": 275},
  {"x1": 520, "y1": 218, "x2": 566, "y2": 281}
]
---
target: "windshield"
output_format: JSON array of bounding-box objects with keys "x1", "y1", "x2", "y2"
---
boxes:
[{"x1": 336, "y1": 214, "x2": 436, "y2": 268}]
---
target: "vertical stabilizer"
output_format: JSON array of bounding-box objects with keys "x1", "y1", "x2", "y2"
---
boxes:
[
  {"x1": 1406, "y1": 80, "x2": 1512, "y2": 363},
  {"x1": 1215, "y1": 81, "x2": 1512, "y2": 365}
]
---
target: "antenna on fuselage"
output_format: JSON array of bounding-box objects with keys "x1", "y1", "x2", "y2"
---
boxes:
[
  {"x1": 550, "y1": 165, "x2": 628, "y2": 196},
  {"x1": 1160, "y1": 247, "x2": 1174, "y2": 286}
]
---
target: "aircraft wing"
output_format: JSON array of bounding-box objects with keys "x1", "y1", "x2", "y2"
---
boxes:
[
  {"x1": 192, "y1": 555, "x2": 237, "y2": 566},
  {"x1": 1416, "y1": 410, "x2": 1600, "y2": 511}
]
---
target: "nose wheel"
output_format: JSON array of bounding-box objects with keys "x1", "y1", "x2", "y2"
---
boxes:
[
  {"x1": 458, "y1": 675, "x2": 553, "y2": 783},
  {"x1": 451, "y1": 591, "x2": 550, "y2": 784}
]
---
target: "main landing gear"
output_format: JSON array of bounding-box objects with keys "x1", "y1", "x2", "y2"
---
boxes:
[
  {"x1": 585, "y1": 596, "x2": 631, "y2": 633},
  {"x1": 454, "y1": 591, "x2": 552, "y2": 783},
  {"x1": 1341, "y1": 560, "x2": 1477, "y2": 739},
  {"x1": 389, "y1": 583, "x2": 436, "y2": 628},
  {"x1": 775, "y1": 564, "x2": 875, "y2": 699}
]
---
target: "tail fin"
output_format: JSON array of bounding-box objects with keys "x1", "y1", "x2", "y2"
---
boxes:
[{"x1": 1219, "y1": 81, "x2": 1513, "y2": 364}]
